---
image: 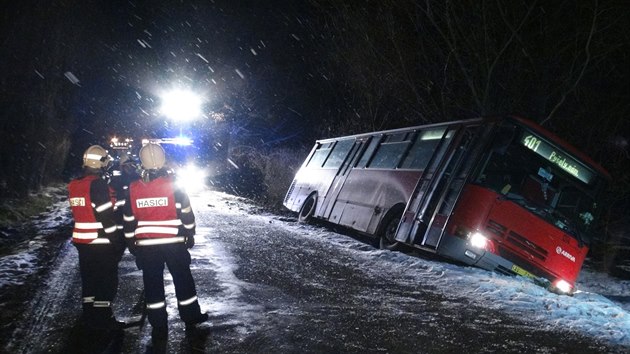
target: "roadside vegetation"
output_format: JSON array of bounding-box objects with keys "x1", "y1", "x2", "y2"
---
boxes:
[{"x1": 0, "y1": 184, "x2": 66, "y2": 250}]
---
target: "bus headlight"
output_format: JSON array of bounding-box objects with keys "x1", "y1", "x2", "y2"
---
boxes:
[
  {"x1": 553, "y1": 279, "x2": 573, "y2": 294},
  {"x1": 469, "y1": 232, "x2": 489, "y2": 249}
]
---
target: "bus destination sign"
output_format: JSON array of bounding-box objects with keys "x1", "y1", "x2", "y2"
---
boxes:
[{"x1": 520, "y1": 132, "x2": 594, "y2": 184}]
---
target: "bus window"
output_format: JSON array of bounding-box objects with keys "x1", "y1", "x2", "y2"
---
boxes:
[
  {"x1": 556, "y1": 186, "x2": 598, "y2": 241},
  {"x1": 474, "y1": 129, "x2": 602, "y2": 242},
  {"x1": 323, "y1": 139, "x2": 354, "y2": 169},
  {"x1": 356, "y1": 136, "x2": 381, "y2": 168},
  {"x1": 306, "y1": 142, "x2": 334, "y2": 168},
  {"x1": 367, "y1": 132, "x2": 413, "y2": 169},
  {"x1": 401, "y1": 128, "x2": 452, "y2": 170}
]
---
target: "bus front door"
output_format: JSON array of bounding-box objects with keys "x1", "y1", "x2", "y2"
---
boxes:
[
  {"x1": 321, "y1": 140, "x2": 365, "y2": 221},
  {"x1": 395, "y1": 125, "x2": 482, "y2": 249}
]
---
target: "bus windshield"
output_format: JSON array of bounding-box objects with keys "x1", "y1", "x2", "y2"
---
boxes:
[{"x1": 474, "y1": 126, "x2": 606, "y2": 245}]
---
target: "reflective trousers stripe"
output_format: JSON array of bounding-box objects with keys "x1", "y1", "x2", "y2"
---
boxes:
[
  {"x1": 93, "y1": 301, "x2": 111, "y2": 308},
  {"x1": 147, "y1": 301, "x2": 166, "y2": 310},
  {"x1": 179, "y1": 295, "x2": 198, "y2": 306},
  {"x1": 83, "y1": 296, "x2": 95, "y2": 304}
]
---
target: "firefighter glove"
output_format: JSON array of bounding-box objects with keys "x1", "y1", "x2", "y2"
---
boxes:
[{"x1": 186, "y1": 236, "x2": 195, "y2": 249}]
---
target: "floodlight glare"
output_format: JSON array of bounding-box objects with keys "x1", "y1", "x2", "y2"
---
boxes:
[{"x1": 160, "y1": 89, "x2": 202, "y2": 122}]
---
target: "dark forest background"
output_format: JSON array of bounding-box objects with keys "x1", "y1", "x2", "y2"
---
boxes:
[{"x1": 1, "y1": 0, "x2": 629, "y2": 270}]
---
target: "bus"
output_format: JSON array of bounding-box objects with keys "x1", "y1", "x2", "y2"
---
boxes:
[{"x1": 283, "y1": 115, "x2": 610, "y2": 294}]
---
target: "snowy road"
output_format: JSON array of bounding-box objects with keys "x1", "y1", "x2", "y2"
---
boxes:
[{"x1": 2, "y1": 189, "x2": 630, "y2": 353}]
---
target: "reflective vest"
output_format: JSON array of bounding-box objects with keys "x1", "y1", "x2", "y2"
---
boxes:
[
  {"x1": 68, "y1": 175, "x2": 114, "y2": 245},
  {"x1": 129, "y1": 176, "x2": 184, "y2": 246}
]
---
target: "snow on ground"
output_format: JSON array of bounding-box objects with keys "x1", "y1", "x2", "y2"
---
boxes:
[
  {"x1": 205, "y1": 191, "x2": 630, "y2": 348},
  {"x1": 1, "y1": 188, "x2": 629, "y2": 348},
  {"x1": 0, "y1": 186, "x2": 71, "y2": 289},
  {"x1": 291, "y1": 225, "x2": 630, "y2": 346}
]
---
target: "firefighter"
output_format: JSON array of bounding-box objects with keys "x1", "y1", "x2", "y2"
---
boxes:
[
  {"x1": 109, "y1": 153, "x2": 141, "y2": 222},
  {"x1": 123, "y1": 142, "x2": 208, "y2": 342},
  {"x1": 67, "y1": 145, "x2": 126, "y2": 330}
]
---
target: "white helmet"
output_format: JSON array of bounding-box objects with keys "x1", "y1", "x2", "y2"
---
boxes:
[
  {"x1": 139, "y1": 143, "x2": 166, "y2": 170},
  {"x1": 82, "y1": 145, "x2": 111, "y2": 169}
]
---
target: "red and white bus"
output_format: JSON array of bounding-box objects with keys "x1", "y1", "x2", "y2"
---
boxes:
[{"x1": 284, "y1": 116, "x2": 610, "y2": 294}]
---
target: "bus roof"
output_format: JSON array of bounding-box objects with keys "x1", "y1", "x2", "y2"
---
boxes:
[{"x1": 315, "y1": 117, "x2": 484, "y2": 143}]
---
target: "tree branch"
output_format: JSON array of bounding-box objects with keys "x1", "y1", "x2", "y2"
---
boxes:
[{"x1": 541, "y1": 0, "x2": 599, "y2": 126}]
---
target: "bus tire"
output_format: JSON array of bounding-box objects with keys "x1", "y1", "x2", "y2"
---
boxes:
[
  {"x1": 298, "y1": 193, "x2": 317, "y2": 223},
  {"x1": 378, "y1": 206, "x2": 404, "y2": 251}
]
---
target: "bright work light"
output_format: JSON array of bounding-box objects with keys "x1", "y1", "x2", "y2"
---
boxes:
[
  {"x1": 176, "y1": 163, "x2": 207, "y2": 194},
  {"x1": 160, "y1": 89, "x2": 203, "y2": 122}
]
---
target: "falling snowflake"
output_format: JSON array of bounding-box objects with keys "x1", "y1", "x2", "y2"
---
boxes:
[{"x1": 64, "y1": 72, "x2": 80, "y2": 86}]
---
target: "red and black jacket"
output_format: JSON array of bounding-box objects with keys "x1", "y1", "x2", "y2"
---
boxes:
[
  {"x1": 123, "y1": 174, "x2": 195, "y2": 247},
  {"x1": 68, "y1": 174, "x2": 119, "y2": 245}
]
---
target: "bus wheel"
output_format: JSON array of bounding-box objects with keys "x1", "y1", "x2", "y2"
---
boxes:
[
  {"x1": 298, "y1": 194, "x2": 316, "y2": 223},
  {"x1": 379, "y1": 210, "x2": 402, "y2": 251}
]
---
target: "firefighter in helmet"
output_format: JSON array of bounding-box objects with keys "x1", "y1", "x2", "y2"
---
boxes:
[
  {"x1": 123, "y1": 142, "x2": 208, "y2": 343},
  {"x1": 67, "y1": 145, "x2": 126, "y2": 330},
  {"x1": 109, "y1": 153, "x2": 141, "y2": 216}
]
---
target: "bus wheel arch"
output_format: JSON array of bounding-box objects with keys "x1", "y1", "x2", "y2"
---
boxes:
[
  {"x1": 378, "y1": 204, "x2": 405, "y2": 251},
  {"x1": 298, "y1": 193, "x2": 317, "y2": 223}
]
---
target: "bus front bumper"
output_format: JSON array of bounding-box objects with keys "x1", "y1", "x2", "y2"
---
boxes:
[{"x1": 437, "y1": 233, "x2": 532, "y2": 278}]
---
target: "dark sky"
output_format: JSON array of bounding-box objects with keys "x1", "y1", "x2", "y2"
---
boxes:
[
  {"x1": 0, "y1": 0, "x2": 628, "y2": 199},
  {"x1": 0, "y1": 0, "x2": 323, "y2": 190},
  {"x1": 63, "y1": 0, "x2": 314, "y2": 146}
]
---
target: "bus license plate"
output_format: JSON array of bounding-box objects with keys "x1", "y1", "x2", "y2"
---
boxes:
[{"x1": 511, "y1": 264, "x2": 535, "y2": 279}]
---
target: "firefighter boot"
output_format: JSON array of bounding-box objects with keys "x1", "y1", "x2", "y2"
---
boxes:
[
  {"x1": 80, "y1": 303, "x2": 96, "y2": 328},
  {"x1": 93, "y1": 305, "x2": 125, "y2": 330},
  {"x1": 185, "y1": 312, "x2": 209, "y2": 332},
  {"x1": 151, "y1": 325, "x2": 168, "y2": 345}
]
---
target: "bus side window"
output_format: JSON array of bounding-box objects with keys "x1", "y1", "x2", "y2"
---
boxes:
[
  {"x1": 356, "y1": 136, "x2": 381, "y2": 168},
  {"x1": 400, "y1": 128, "x2": 448, "y2": 170},
  {"x1": 323, "y1": 140, "x2": 354, "y2": 169},
  {"x1": 366, "y1": 133, "x2": 411, "y2": 169},
  {"x1": 306, "y1": 142, "x2": 334, "y2": 168}
]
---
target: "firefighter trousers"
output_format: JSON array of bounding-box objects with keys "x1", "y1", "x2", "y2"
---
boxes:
[
  {"x1": 136, "y1": 243, "x2": 202, "y2": 329},
  {"x1": 75, "y1": 243, "x2": 123, "y2": 324}
]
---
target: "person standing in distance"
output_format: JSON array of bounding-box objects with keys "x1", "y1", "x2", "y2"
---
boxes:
[
  {"x1": 123, "y1": 142, "x2": 208, "y2": 343},
  {"x1": 109, "y1": 153, "x2": 141, "y2": 227},
  {"x1": 67, "y1": 145, "x2": 126, "y2": 330}
]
